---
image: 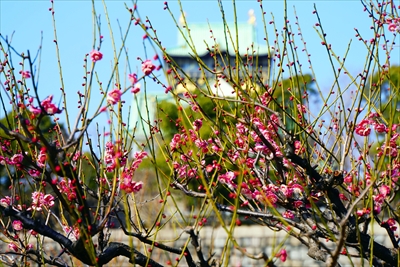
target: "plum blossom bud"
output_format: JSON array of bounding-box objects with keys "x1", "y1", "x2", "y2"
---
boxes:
[
  {"x1": 193, "y1": 119, "x2": 203, "y2": 131},
  {"x1": 41, "y1": 95, "x2": 61, "y2": 115},
  {"x1": 8, "y1": 243, "x2": 18, "y2": 252},
  {"x1": 90, "y1": 50, "x2": 103, "y2": 62},
  {"x1": 276, "y1": 249, "x2": 287, "y2": 262},
  {"x1": 131, "y1": 83, "x2": 141, "y2": 94},
  {"x1": 21, "y1": 70, "x2": 31, "y2": 79},
  {"x1": 165, "y1": 86, "x2": 172, "y2": 93}
]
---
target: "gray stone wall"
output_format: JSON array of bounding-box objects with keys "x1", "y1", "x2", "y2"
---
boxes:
[
  {"x1": 104, "y1": 223, "x2": 391, "y2": 266},
  {"x1": 1, "y1": 224, "x2": 393, "y2": 266}
]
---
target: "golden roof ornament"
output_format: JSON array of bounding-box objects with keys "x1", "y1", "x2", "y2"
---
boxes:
[
  {"x1": 179, "y1": 11, "x2": 187, "y2": 26},
  {"x1": 248, "y1": 9, "x2": 256, "y2": 25}
]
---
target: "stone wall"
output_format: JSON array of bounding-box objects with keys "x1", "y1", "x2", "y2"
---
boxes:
[
  {"x1": 1, "y1": 223, "x2": 394, "y2": 266},
  {"x1": 103, "y1": 223, "x2": 392, "y2": 267}
]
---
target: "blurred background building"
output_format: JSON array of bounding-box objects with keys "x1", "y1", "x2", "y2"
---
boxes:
[{"x1": 130, "y1": 10, "x2": 274, "y2": 145}]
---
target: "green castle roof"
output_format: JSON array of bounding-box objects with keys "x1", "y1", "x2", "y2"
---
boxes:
[{"x1": 166, "y1": 22, "x2": 271, "y2": 57}]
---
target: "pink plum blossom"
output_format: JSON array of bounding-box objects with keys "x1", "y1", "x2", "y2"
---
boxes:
[
  {"x1": 41, "y1": 95, "x2": 61, "y2": 115},
  {"x1": 28, "y1": 169, "x2": 41, "y2": 177},
  {"x1": 141, "y1": 60, "x2": 156, "y2": 76},
  {"x1": 355, "y1": 119, "x2": 372, "y2": 136},
  {"x1": 120, "y1": 171, "x2": 143, "y2": 193},
  {"x1": 218, "y1": 171, "x2": 237, "y2": 190},
  {"x1": 388, "y1": 23, "x2": 398, "y2": 32},
  {"x1": 90, "y1": 50, "x2": 103, "y2": 62},
  {"x1": 37, "y1": 149, "x2": 47, "y2": 168},
  {"x1": 31, "y1": 192, "x2": 55, "y2": 211},
  {"x1": 131, "y1": 151, "x2": 147, "y2": 170},
  {"x1": 63, "y1": 225, "x2": 80, "y2": 241},
  {"x1": 128, "y1": 73, "x2": 138, "y2": 84},
  {"x1": 58, "y1": 179, "x2": 77, "y2": 201},
  {"x1": 379, "y1": 184, "x2": 391, "y2": 197},
  {"x1": 29, "y1": 105, "x2": 42, "y2": 115},
  {"x1": 282, "y1": 210, "x2": 295, "y2": 220},
  {"x1": 12, "y1": 220, "x2": 23, "y2": 231},
  {"x1": 356, "y1": 207, "x2": 370, "y2": 217},
  {"x1": 107, "y1": 88, "x2": 122, "y2": 105},
  {"x1": 384, "y1": 218, "x2": 397, "y2": 232},
  {"x1": 10, "y1": 153, "x2": 23, "y2": 165},
  {"x1": 0, "y1": 196, "x2": 12, "y2": 206}
]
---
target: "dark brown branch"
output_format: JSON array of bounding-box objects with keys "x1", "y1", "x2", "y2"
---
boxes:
[
  {"x1": 116, "y1": 213, "x2": 196, "y2": 267},
  {"x1": 172, "y1": 181, "x2": 208, "y2": 198},
  {"x1": 97, "y1": 242, "x2": 163, "y2": 267},
  {"x1": 184, "y1": 228, "x2": 210, "y2": 267},
  {"x1": 25, "y1": 250, "x2": 68, "y2": 267},
  {"x1": 1, "y1": 206, "x2": 166, "y2": 267}
]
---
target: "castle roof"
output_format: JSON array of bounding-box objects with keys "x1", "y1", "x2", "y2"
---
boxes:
[{"x1": 166, "y1": 22, "x2": 272, "y2": 57}]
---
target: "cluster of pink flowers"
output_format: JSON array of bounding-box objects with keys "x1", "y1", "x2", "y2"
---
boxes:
[
  {"x1": 129, "y1": 73, "x2": 141, "y2": 94},
  {"x1": 356, "y1": 207, "x2": 371, "y2": 217},
  {"x1": 41, "y1": 95, "x2": 62, "y2": 115},
  {"x1": 30, "y1": 192, "x2": 55, "y2": 211},
  {"x1": 63, "y1": 225, "x2": 80, "y2": 241},
  {"x1": 382, "y1": 218, "x2": 397, "y2": 232},
  {"x1": 170, "y1": 133, "x2": 188, "y2": 151},
  {"x1": 120, "y1": 171, "x2": 144, "y2": 193},
  {"x1": 173, "y1": 161, "x2": 197, "y2": 180},
  {"x1": 377, "y1": 133, "x2": 399, "y2": 157},
  {"x1": 297, "y1": 104, "x2": 307, "y2": 113},
  {"x1": 386, "y1": 17, "x2": 400, "y2": 33},
  {"x1": 355, "y1": 119, "x2": 372, "y2": 136},
  {"x1": 355, "y1": 113, "x2": 398, "y2": 137},
  {"x1": 250, "y1": 117, "x2": 283, "y2": 159},
  {"x1": 29, "y1": 95, "x2": 61, "y2": 115},
  {"x1": 58, "y1": 179, "x2": 77, "y2": 201},
  {"x1": 218, "y1": 171, "x2": 237, "y2": 190},
  {"x1": 119, "y1": 151, "x2": 147, "y2": 193},
  {"x1": 9, "y1": 153, "x2": 24, "y2": 166},
  {"x1": 372, "y1": 184, "x2": 391, "y2": 214},
  {"x1": 131, "y1": 151, "x2": 148, "y2": 171},
  {"x1": 104, "y1": 141, "x2": 127, "y2": 172},
  {"x1": 294, "y1": 140, "x2": 305, "y2": 155}
]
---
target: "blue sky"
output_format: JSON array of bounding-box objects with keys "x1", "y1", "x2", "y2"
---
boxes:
[{"x1": 1, "y1": 0, "x2": 399, "y2": 132}]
